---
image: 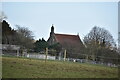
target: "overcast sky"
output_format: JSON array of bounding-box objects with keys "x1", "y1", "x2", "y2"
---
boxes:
[{"x1": 2, "y1": 2, "x2": 118, "y2": 44}]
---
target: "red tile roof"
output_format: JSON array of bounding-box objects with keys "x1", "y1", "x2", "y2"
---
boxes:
[{"x1": 54, "y1": 33, "x2": 83, "y2": 47}]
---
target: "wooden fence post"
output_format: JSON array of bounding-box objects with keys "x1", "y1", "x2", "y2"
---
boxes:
[
  {"x1": 45, "y1": 48, "x2": 48, "y2": 63},
  {"x1": 64, "y1": 49, "x2": 66, "y2": 61}
]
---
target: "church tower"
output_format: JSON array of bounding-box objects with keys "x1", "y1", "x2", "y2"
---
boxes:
[{"x1": 47, "y1": 24, "x2": 56, "y2": 45}]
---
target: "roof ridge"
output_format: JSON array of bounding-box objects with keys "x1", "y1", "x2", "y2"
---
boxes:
[{"x1": 55, "y1": 33, "x2": 78, "y2": 36}]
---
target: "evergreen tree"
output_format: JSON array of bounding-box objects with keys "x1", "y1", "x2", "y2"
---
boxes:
[{"x1": 34, "y1": 38, "x2": 49, "y2": 52}]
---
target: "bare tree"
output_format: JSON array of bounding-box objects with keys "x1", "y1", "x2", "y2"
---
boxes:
[
  {"x1": 84, "y1": 26, "x2": 116, "y2": 49},
  {"x1": 15, "y1": 25, "x2": 34, "y2": 50},
  {"x1": 83, "y1": 26, "x2": 118, "y2": 64}
]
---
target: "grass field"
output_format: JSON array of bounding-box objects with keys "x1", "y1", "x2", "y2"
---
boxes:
[{"x1": 2, "y1": 56, "x2": 118, "y2": 78}]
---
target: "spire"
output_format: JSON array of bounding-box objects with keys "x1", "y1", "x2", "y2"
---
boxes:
[
  {"x1": 52, "y1": 24, "x2": 54, "y2": 26},
  {"x1": 51, "y1": 24, "x2": 54, "y2": 33}
]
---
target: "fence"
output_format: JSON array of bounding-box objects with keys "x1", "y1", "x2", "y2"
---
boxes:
[{"x1": 26, "y1": 53, "x2": 56, "y2": 60}]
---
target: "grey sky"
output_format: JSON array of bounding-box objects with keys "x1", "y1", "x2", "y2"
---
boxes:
[{"x1": 2, "y1": 2, "x2": 118, "y2": 44}]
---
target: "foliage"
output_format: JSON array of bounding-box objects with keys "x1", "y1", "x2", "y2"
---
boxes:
[
  {"x1": 2, "y1": 56, "x2": 118, "y2": 78},
  {"x1": 48, "y1": 43, "x2": 62, "y2": 56},
  {"x1": 48, "y1": 43, "x2": 62, "y2": 52},
  {"x1": 34, "y1": 38, "x2": 49, "y2": 52},
  {"x1": 2, "y1": 20, "x2": 34, "y2": 51},
  {"x1": 2, "y1": 20, "x2": 17, "y2": 44},
  {"x1": 34, "y1": 38, "x2": 62, "y2": 55}
]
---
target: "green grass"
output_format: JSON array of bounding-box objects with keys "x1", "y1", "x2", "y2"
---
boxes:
[{"x1": 2, "y1": 56, "x2": 118, "y2": 78}]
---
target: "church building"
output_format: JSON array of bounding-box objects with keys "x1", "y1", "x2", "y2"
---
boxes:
[{"x1": 47, "y1": 25, "x2": 84, "y2": 59}]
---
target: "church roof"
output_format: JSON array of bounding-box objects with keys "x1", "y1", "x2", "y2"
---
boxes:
[
  {"x1": 54, "y1": 33, "x2": 83, "y2": 47},
  {"x1": 47, "y1": 25, "x2": 84, "y2": 50}
]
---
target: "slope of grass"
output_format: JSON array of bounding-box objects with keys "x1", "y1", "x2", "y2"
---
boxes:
[{"x1": 2, "y1": 56, "x2": 118, "y2": 78}]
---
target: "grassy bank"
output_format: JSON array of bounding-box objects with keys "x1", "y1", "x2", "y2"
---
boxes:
[{"x1": 2, "y1": 56, "x2": 118, "y2": 78}]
